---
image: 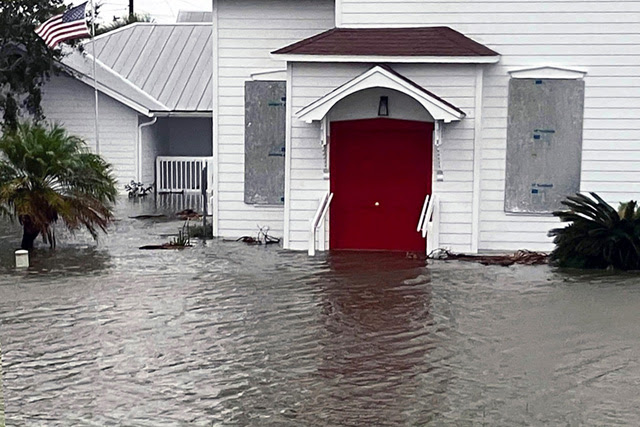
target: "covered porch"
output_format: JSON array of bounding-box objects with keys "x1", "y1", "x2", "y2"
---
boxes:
[
  {"x1": 272, "y1": 26, "x2": 499, "y2": 254},
  {"x1": 290, "y1": 64, "x2": 467, "y2": 255},
  {"x1": 139, "y1": 116, "x2": 213, "y2": 194}
]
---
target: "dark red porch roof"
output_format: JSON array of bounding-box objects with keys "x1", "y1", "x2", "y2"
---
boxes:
[{"x1": 272, "y1": 27, "x2": 499, "y2": 57}]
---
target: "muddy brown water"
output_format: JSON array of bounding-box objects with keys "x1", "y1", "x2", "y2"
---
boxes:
[{"x1": 1, "y1": 197, "x2": 640, "y2": 425}]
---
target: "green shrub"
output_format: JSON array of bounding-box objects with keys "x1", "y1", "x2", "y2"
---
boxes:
[
  {"x1": 548, "y1": 193, "x2": 640, "y2": 270},
  {"x1": 188, "y1": 223, "x2": 213, "y2": 239}
]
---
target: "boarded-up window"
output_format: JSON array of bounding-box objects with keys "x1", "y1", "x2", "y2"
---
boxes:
[
  {"x1": 244, "y1": 81, "x2": 286, "y2": 205},
  {"x1": 504, "y1": 79, "x2": 584, "y2": 213}
]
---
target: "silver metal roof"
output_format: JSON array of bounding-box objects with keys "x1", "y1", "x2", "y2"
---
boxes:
[
  {"x1": 61, "y1": 23, "x2": 212, "y2": 115},
  {"x1": 176, "y1": 11, "x2": 213, "y2": 22}
]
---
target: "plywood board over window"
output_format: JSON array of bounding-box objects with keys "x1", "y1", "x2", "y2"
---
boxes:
[
  {"x1": 244, "y1": 81, "x2": 286, "y2": 205},
  {"x1": 505, "y1": 78, "x2": 585, "y2": 214}
]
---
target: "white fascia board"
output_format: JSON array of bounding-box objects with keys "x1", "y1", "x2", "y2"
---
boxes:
[
  {"x1": 71, "y1": 72, "x2": 152, "y2": 117},
  {"x1": 151, "y1": 111, "x2": 213, "y2": 118},
  {"x1": 509, "y1": 65, "x2": 587, "y2": 79},
  {"x1": 250, "y1": 68, "x2": 287, "y2": 81},
  {"x1": 296, "y1": 66, "x2": 465, "y2": 123},
  {"x1": 271, "y1": 53, "x2": 500, "y2": 64}
]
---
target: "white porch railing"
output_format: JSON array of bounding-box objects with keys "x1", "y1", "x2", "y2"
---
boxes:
[
  {"x1": 417, "y1": 194, "x2": 440, "y2": 255},
  {"x1": 308, "y1": 192, "x2": 334, "y2": 256},
  {"x1": 156, "y1": 156, "x2": 213, "y2": 193}
]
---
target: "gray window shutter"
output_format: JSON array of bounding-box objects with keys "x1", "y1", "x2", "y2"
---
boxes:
[
  {"x1": 505, "y1": 78, "x2": 584, "y2": 213},
  {"x1": 244, "y1": 80, "x2": 286, "y2": 205}
]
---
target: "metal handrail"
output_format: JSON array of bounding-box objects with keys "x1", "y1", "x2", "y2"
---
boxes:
[{"x1": 308, "y1": 192, "x2": 334, "y2": 256}]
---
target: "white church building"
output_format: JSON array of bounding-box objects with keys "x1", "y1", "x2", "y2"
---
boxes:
[{"x1": 43, "y1": 1, "x2": 640, "y2": 255}]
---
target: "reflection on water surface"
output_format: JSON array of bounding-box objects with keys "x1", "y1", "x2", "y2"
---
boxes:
[{"x1": 1, "y1": 196, "x2": 640, "y2": 425}]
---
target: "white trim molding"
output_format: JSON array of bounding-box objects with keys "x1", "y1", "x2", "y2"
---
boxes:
[
  {"x1": 509, "y1": 65, "x2": 587, "y2": 79},
  {"x1": 471, "y1": 65, "x2": 484, "y2": 254},
  {"x1": 71, "y1": 72, "x2": 152, "y2": 116},
  {"x1": 211, "y1": 0, "x2": 220, "y2": 237},
  {"x1": 250, "y1": 69, "x2": 287, "y2": 81},
  {"x1": 296, "y1": 65, "x2": 466, "y2": 124},
  {"x1": 283, "y1": 62, "x2": 294, "y2": 249},
  {"x1": 335, "y1": 0, "x2": 343, "y2": 27},
  {"x1": 272, "y1": 54, "x2": 500, "y2": 64}
]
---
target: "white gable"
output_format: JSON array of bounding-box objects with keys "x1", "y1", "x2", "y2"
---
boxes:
[{"x1": 296, "y1": 65, "x2": 465, "y2": 123}]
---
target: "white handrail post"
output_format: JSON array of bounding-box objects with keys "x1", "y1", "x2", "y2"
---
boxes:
[
  {"x1": 432, "y1": 195, "x2": 440, "y2": 250},
  {"x1": 309, "y1": 192, "x2": 333, "y2": 256},
  {"x1": 426, "y1": 195, "x2": 440, "y2": 255},
  {"x1": 309, "y1": 219, "x2": 317, "y2": 257}
]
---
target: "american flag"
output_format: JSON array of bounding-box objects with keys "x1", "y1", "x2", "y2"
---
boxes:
[{"x1": 35, "y1": 2, "x2": 91, "y2": 49}]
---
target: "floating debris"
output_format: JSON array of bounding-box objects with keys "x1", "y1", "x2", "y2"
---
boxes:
[
  {"x1": 125, "y1": 181, "x2": 153, "y2": 198},
  {"x1": 140, "y1": 221, "x2": 193, "y2": 250},
  {"x1": 430, "y1": 249, "x2": 548, "y2": 266},
  {"x1": 139, "y1": 243, "x2": 191, "y2": 250},
  {"x1": 129, "y1": 214, "x2": 166, "y2": 219},
  {"x1": 227, "y1": 225, "x2": 281, "y2": 246},
  {"x1": 176, "y1": 209, "x2": 201, "y2": 220}
]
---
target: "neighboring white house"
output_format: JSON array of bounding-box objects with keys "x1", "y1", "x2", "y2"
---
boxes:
[
  {"x1": 41, "y1": 21, "x2": 213, "y2": 190},
  {"x1": 205, "y1": 0, "x2": 640, "y2": 254}
]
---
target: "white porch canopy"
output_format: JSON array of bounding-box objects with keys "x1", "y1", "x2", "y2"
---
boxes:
[{"x1": 296, "y1": 65, "x2": 466, "y2": 124}]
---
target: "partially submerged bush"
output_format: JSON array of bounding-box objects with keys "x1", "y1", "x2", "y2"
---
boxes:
[
  {"x1": 189, "y1": 223, "x2": 213, "y2": 239},
  {"x1": 549, "y1": 193, "x2": 640, "y2": 270}
]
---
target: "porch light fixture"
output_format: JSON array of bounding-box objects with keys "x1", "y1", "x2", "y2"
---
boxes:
[{"x1": 378, "y1": 96, "x2": 389, "y2": 116}]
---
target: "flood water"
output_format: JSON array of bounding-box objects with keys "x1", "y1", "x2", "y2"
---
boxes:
[{"x1": 1, "y1": 197, "x2": 640, "y2": 425}]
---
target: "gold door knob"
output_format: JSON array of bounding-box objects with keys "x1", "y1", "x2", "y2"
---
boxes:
[{"x1": 374, "y1": 202, "x2": 380, "y2": 206}]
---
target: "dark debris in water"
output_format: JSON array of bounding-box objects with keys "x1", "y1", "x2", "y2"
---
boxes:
[
  {"x1": 139, "y1": 244, "x2": 193, "y2": 250},
  {"x1": 226, "y1": 226, "x2": 281, "y2": 246},
  {"x1": 129, "y1": 214, "x2": 167, "y2": 219},
  {"x1": 431, "y1": 249, "x2": 549, "y2": 266}
]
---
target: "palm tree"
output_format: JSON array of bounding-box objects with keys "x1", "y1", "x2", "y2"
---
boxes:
[
  {"x1": 549, "y1": 193, "x2": 640, "y2": 270},
  {"x1": 0, "y1": 122, "x2": 118, "y2": 249}
]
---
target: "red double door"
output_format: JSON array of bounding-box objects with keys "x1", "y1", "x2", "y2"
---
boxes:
[{"x1": 329, "y1": 118, "x2": 433, "y2": 252}]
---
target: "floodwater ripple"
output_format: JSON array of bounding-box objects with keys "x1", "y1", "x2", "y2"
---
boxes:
[{"x1": 0, "y1": 197, "x2": 640, "y2": 425}]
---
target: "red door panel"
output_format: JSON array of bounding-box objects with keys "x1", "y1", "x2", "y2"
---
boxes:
[{"x1": 330, "y1": 118, "x2": 433, "y2": 252}]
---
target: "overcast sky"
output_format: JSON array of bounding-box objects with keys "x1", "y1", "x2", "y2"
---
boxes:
[{"x1": 65, "y1": 0, "x2": 212, "y2": 24}]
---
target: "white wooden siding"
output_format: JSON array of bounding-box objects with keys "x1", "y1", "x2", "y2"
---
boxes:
[
  {"x1": 339, "y1": 0, "x2": 640, "y2": 252},
  {"x1": 288, "y1": 62, "x2": 477, "y2": 252},
  {"x1": 214, "y1": 0, "x2": 334, "y2": 239},
  {"x1": 41, "y1": 74, "x2": 138, "y2": 189}
]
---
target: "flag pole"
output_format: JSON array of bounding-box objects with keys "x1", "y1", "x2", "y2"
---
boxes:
[{"x1": 90, "y1": 0, "x2": 100, "y2": 155}]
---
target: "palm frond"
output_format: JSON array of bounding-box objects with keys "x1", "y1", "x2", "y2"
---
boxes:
[
  {"x1": 0, "y1": 122, "x2": 118, "y2": 247},
  {"x1": 550, "y1": 192, "x2": 640, "y2": 270}
]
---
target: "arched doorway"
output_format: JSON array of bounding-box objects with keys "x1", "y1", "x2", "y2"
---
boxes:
[{"x1": 329, "y1": 118, "x2": 433, "y2": 252}]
